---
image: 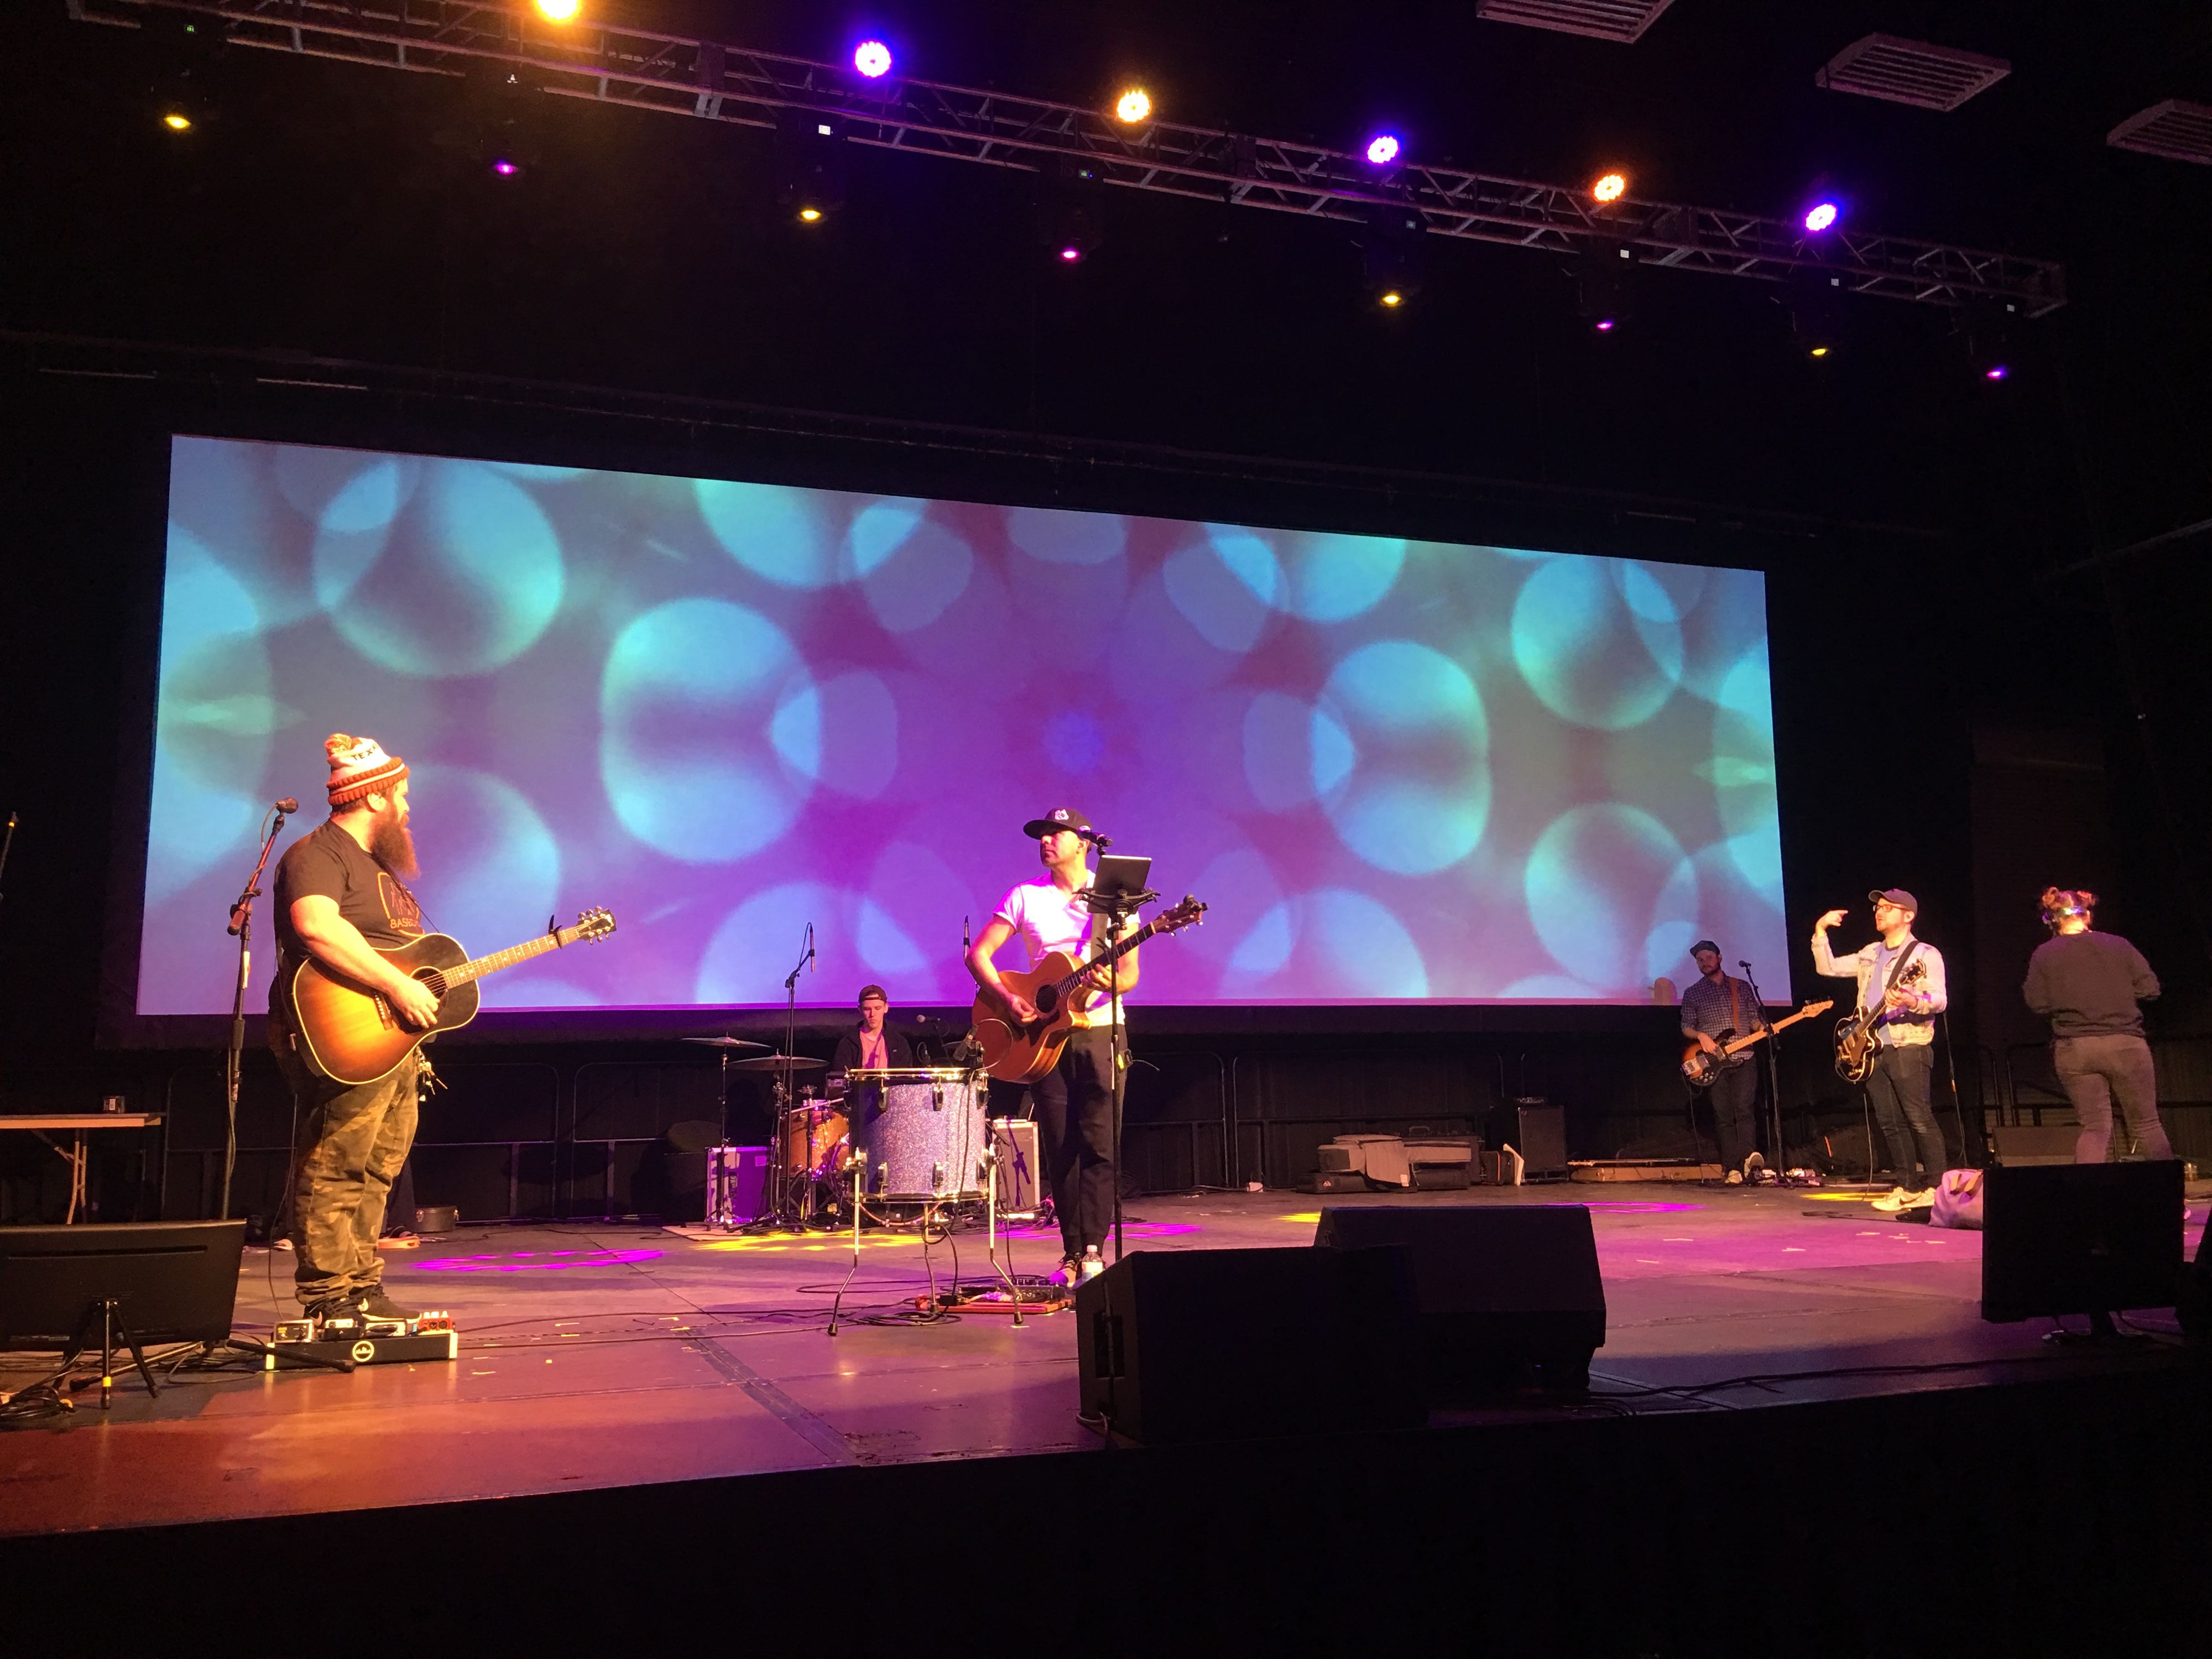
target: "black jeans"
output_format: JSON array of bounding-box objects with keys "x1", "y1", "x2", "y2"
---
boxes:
[
  {"x1": 1866, "y1": 1043, "x2": 1946, "y2": 1191},
  {"x1": 1703, "y1": 1060, "x2": 1760, "y2": 1175},
  {"x1": 1030, "y1": 1026, "x2": 1121, "y2": 1259},
  {"x1": 2053, "y1": 1034, "x2": 2173, "y2": 1163}
]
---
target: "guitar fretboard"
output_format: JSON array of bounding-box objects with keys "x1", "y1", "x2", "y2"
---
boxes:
[
  {"x1": 1050, "y1": 917, "x2": 1163, "y2": 1000},
  {"x1": 434, "y1": 930, "x2": 572, "y2": 992}
]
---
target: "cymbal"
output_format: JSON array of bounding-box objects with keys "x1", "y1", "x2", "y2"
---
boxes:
[
  {"x1": 724, "y1": 1054, "x2": 830, "y2": 1072},
  {"x1": 680, "y1": 1036, "x2": 773, "y2": 1051}
]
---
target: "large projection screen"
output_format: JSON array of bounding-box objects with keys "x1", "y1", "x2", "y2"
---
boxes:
[{"x1": 136, "y1": 436, "x2": 1786, "y2": 1014}]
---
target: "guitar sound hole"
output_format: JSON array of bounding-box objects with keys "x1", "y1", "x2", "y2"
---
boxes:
[{"x1": 1035, "y1": 986, "x2": 1058, "y2": 1016}]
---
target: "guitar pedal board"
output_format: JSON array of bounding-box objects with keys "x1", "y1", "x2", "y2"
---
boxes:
[{"x1": 267, "y1": 1306, "x2": 458, "y2": 1369}]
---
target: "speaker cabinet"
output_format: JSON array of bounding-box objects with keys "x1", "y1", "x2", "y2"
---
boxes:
[
  {"x1": 1073, "y1": 1246, "x2": 1423, "y2": 1444},
  {"x1": 1487, "y1": 1100, "x2": 1568, "y2": 1178},
  {"x1": 1981, "y1": 1160, "x2": 2185, "y2": 1323},
  {"x1": 1316, "y1": 1204, "x2": 1606, "y2": 1394}
]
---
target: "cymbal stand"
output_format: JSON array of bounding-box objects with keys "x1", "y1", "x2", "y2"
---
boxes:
[
  {"x1": 764, "y1": 923, "x2": 813, "y2": 1229},
  {"x1": 827, "y1": 1155, "x2": 862, "y2": 1337}
]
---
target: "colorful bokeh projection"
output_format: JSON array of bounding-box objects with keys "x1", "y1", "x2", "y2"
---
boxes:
[{"x1": 137, "y1": 436, "x2": 1786, "y2": 1013}]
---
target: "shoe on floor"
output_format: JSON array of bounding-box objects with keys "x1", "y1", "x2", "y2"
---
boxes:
[
  {"x1": 1048, "y1": 1257, "x2": 1082, "y2": 1290},
  {"x1": 1869, "y1": 1187, "x2": 1911, "y2": 1213},
  {"x1": 1724, "y1": 1170, "x2": 1744, "y2": 1186},
  {"x1": 1744, "y1": 1151, "x2": 1767, "y2": 1182},
  {"x1": 1899, "y1": 1187, "x2": 1937, "y2": 1211},
  {"x1": 304, "y1": 1294, "x2": 365, "y2": 1323},
  {"x1": 358, "y1": 1288, "x2": 421, "y2": 1322},
  {"x1": 1079, "y1": 1246, "x2": 1106, "y2": 1281}
]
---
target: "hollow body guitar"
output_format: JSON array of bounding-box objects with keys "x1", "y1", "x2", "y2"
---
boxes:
[
  {"x1": 1679, "y1": 1000, "x2": 1832, "y2": 1088},
  {"x1": 287, "y1": 908, "x2": 615, "y2": 1086},
  {"x1": 972, "y1": 896, "x2": 1207, "y2": 1083},
  {"x1": 1833, "y1": 957, "x2": 1926, "y2": 1083}
]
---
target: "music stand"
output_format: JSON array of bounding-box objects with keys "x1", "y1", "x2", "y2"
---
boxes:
[{"x1": 1084, "y1": 854, "x2": 1155, "y2": 1264}]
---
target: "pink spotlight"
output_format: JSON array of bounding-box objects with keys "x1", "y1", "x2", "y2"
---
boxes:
[
  {"x1": 1365, "y1": 133, "x2": 1402, "y2": 166},
  {"x1": 1803, "y1": 200, "x2": 1840, "y2": 233},
  {"x1": 491, "y1": 159, "x2": 519, "y2": 177},
  {"x1": 852, "y1": 39, "x2": 893, "y2": 79},
  {"x1": 1984, "y1": 364, "x2": 2010, "y2": 380},
  {"x1": 1059, "y1": 246, "x2": 1082, "y2": 263},
  {"x1": 1594, "y1": 318, "x2": 1616, "y2": 332}
]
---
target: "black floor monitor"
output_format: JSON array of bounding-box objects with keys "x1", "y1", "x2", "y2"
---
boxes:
[
  {"x1": 1981, "y1": 1161, "x2": 2185, "y2": 1323},
  {"x1": 0, "y1": 1220, "x2": 247, "y2": 1349}
]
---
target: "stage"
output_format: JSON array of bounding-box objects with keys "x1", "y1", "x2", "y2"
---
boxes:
[{"x1": 3, "y1": 1182, "x2": 2203, "y2": 1540}]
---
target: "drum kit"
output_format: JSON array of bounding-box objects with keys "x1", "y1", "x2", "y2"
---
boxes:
[{"x1": 680, "y1": 1039, "x2": 1008, "y2": 1228}]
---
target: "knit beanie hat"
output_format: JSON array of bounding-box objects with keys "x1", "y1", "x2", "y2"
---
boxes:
[{"x1": 325, "y1": 733, "x2": 409, "y2": 807}]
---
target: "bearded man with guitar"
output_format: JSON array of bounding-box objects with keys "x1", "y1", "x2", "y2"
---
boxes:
[
  {"x1": 1814, "y1": 889, "x2": 1949, "y2": 1213},
  {"x1": 268, "y1": 734, "x2": 442, "y2": 1322},
  {"x1": 1679, "y1": 940, "x2": 1772, "y2": 1185},
  {"x1": 967, "y1": 807, "x2": 1140, "y2": 1290}
]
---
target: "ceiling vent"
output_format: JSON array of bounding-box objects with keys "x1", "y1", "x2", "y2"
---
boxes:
[
  {"x1": 1473, "y1": 1, "x2": 1677, "y2": 46},
  {"x1": 2107, "y1": 100, "x2": 2212, "y2": 165},
  {"x1": 1814, "y1": 34, "x2": 2011, "y2": 113}
]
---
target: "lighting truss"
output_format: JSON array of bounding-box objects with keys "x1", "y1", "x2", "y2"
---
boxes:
[{"x1": 67, "y1": 0, "x2": 2066, "y2": 314}]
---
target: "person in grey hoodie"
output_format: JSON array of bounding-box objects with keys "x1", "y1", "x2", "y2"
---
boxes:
[{"x1": 2022, "y1": 887, "x2": 2173, "y2": 1165}]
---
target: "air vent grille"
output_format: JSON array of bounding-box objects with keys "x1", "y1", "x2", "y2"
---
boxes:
[
  {"x1": 1473, "y1": 1, "x2": 1677, "y2": 46},
  {"x1": 1815, "y1": 34, "x2": 2011, "y2": 113},
  {"x1": 2107, "y1": 101, "x2": 2212, "y2": 165}
]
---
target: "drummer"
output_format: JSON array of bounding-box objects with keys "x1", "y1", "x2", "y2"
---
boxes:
[{"x1": 832, "y1": 984, "x2": 915, "y2": 1074}]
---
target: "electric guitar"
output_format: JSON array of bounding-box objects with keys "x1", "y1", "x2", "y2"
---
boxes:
[
  {"x1": 972, "y1": 895, "x2": 1208, "y2": 1083},
  {"x1": 1680, "y1": 1000, "x2": 1832, "y2": 1088},
  {"x1": 287, "y1": 907, "x2": 617, "y2": 1085},
  {"x1": 1832, "y1": 957, "x2": 1926, "y2": 1083}
]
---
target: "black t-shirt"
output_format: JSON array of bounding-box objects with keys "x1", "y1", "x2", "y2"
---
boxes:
[
  {"x1": 2023, "y1": 930, "x2": 2160, "y2": 1039},
  {"x1": 269, "y1": 820, "x2": 423, "y2": 1015}
]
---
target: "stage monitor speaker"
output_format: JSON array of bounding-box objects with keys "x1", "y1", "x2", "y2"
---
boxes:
[
  {"x1": 1981, "y1": 1160, "x2": 2186, "y2": 1323},
  {"x1": 1315, "y1": 1204, "x2": 1605, "y2": 1393},
  {"x1": 1073, "y1": 1245, "x2": 1423, "y2": 1444},
  {"x1": 0, "y1": 1220, "x2": 246, "y2": 1350},
  {"x1": 1487, "y1": 1100, "x2": 1567, "y2": 1178}
]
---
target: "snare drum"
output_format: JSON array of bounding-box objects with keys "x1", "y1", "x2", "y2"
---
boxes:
[
  {"x1": 846, "y1": 1067, "x2": 988, "y2": 1201},
  {"x1": 779, "y1": 1103, "x2": 850, "y2": 1182}
]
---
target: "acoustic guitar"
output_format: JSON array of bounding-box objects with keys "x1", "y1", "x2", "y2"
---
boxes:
[
  {"x1": 972, "y1": 895, "x2": 1207, "y2": 1083},
  {"x1": 1832, "y1": 957, "x2": 1926, "y2": 1083},
  {"x1": 1679, "y1": 1000, "x2": 1832, "y2": 1087},
  {"x1": 287, "y1": 907, "x2": 616, "y2": 1085}
]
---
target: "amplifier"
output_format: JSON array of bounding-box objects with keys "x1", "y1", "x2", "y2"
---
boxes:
[
  {"x1": 991, "y1": 1118, "x2": 1041, "y2": 1214},
  {"x1": 1488, "y1": 1100, "x2": 1568, "y2": 1178}
]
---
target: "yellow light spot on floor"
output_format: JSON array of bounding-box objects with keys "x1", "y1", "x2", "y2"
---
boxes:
[{"x1": 1281, "y1": 1212, "x2": 1321, "y2": 1224}]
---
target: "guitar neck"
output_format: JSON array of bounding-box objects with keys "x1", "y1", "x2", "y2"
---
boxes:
[
  {"x1": 1053, "y1": 916, "x2": 1160, "y2": 995},
  {"x1": 1722, "y1": 1005, "x2": 1817, "y2": 1055},
  {"x1": 440, "y1": 930, "x2": 572, "y2": 990}
]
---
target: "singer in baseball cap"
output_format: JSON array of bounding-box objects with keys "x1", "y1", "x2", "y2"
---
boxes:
[
  {"x1": 1021, "y1": 806, "x2": 1093, "y2": 839},
  {"x1": 1869, "y1": 888, "x2": 1918, "y2": 915}
]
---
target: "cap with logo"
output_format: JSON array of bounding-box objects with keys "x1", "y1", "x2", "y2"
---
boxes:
[{"x1": 1021, "y1": 806, "x2": 1092, "y2": 839}]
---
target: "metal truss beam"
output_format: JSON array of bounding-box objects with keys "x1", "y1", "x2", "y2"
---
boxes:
[{"x1": 71, "y1": 0, "x2": 2067, "y2": 316}]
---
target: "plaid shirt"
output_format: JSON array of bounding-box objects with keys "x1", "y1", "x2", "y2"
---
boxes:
[{"x1": 1679, "y1": 973, "x2": 1767, "y2": 1067}]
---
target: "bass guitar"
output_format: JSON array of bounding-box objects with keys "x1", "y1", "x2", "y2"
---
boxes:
[
  {"x1": 1680, "y1": 1000, "x2": 1832, "y2": 1088},
  {"x1": 287, "y1": 907, "x2": 617, "y2": 1085},
  {"x1": 972, "y1": 895, "x2": 1207, "y2": 1083},
  {"x1": 1832, "y1": 957, "x2": 1926, "y2": 1083}
]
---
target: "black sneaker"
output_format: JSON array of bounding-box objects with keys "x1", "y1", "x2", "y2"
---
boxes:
[
  {"x1": 358, "y1": 1288, "x2": 421, "y2": 1322},
  {"x1": 304, "y1": 1293, "x2": 367, "y2": 1326}
]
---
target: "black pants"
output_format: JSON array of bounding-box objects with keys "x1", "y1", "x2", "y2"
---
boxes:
[
  {"x1": 2053, "y1": 1034, "x2": 2173, "y2": 1163},
  {"x1": 1866, "y1": 1044, "x2": 1946, "y2": 1191},
  {"x1": 1030, "y1": 1026, "x2": 1121, "y2": 1259},
  {"x1": 1703, "y1": 1060, "x2": 1760, "y2": 1175}
]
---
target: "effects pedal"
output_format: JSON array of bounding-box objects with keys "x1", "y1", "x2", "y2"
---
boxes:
[{"x1": 267, "y1": 1306, "x2": 458, "y2": 1369}]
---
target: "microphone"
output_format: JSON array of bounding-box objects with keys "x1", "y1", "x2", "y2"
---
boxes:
[
  {"x1": 274, "y1": 797, "x2": 299, "y2": 815},
  {"x1": 1076, "y1": 826, "x2": 1113, "y2": 849},
  {"x1": 1738, "y1": 960, "x2": 1751, "y2": 971},
  {"x1": 806, "y1": 921, "x2": 816, "y2": 973}
]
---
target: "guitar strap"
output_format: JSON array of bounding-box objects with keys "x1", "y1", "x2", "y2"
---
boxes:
[{"x1": 1871, "y1": 940, "x2": 1923, "y2": 1016}]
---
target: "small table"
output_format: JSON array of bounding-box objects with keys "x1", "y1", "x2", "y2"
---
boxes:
[{"x1": 0, "y1": 1115, "x2": 165, "y2": 1224}]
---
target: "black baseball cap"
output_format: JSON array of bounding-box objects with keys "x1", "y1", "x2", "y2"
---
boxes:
[
  {"x1": 1869, "y1": 888, "x2": 1919, "y2": 914},
  {"x1": 1021, "y1": 806, "x2": 1092, "y2": 838},
  {"x1": 1689, "y1": 940, "x2": 1721, "y2": 958}
]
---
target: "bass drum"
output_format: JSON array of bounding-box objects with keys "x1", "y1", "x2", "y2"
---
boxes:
[{"x1": 847, "y1": 1067, "x2": 989, "y2": 1201}]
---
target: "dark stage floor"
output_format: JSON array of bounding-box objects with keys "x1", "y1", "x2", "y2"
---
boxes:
[{"x1": 3, "y1": 1183, "x2": 2204, "y2": 1539}]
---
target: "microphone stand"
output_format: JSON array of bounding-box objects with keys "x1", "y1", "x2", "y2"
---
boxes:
[
  {"x1": 770, "y1": 924, "x2": 813, "y2": 1225},
  {"x1": 1081, "y1": 838, "x2": 1150, "y2": 1265},
  {"x1": 0, "y1": 810, "x2": 16, "y2": 934},
  {"x1": 1739, "y1": 958, "x2": 1786, "y2": 1180},
  {"x1": 221, "y1": 803, "x2": 291, "y2": 1223}
]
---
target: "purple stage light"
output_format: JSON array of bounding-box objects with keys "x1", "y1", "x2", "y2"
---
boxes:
[
  {"x1": 1984, "y1": 364, "x2": 2009, "y2": 380},
  {"x1": 1059, "y1": 246, "x2": 1082, "y2": 263},
  {"x1": 1594, "y1": 317, "x2": 1616, "y2": 332},
  {"x1": 491, "y1": 158, "x2": 519, "y2": 177},
  {"x1": 852, "y1": 39, "x2": 893, "y2": 79},
  {"x1": 1802, "y1": 200, "x2": 1840, "y2": 233},
  {"x1": 1365, "y1": 133, "x2": 1402, "y2": 166}
]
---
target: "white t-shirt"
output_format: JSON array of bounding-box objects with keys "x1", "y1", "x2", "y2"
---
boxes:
[{"x1": 994, "y1": 878, "x2": 1131, "y2": 1027}]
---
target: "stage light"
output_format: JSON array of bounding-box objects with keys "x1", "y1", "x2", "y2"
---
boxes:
[
  {"x1": 491, "y1": 158, "x2": 519, "y2": 177},
  {"x1": 1115, "y1": 87, "x2": 1152, "y2": 124},
  {"x1": 533, "y1": 0, "x2": 580, "y2": 20},
  {"x1": 1809, "y1": 344, "x2": 1829, "y2": 357},
  {"x1": 161, "y1": 111, "x2": 192, "y2": 132},
  {"x1": 853, "y1": 40, "x2": 893, "y2": 79},
  {"x1": 1059, "y1": 244, "x2": 1083, "y2": 262},
  {"x1": 1984, "y1": 363, "x2": 2009, "y2": 380},
  {"x1": 798, "y1": 206, "x2": 823, "y2": 222},
  {"x1": 1365, "y1": 133, "x2": 1402, "y2": 166},
  {"x1": 1592, "y1": 171, "x2": 1627, "y2": 204},
  {"x1": 1803, "y1": 199, "x2": 1840, "y2": 233},
  {"x1": 1594, "y1": 317, "x2": 1616, "y2": 332},
  {"x1": 1379, "y1": 289, "x2": 1403, "y2": 307}
]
